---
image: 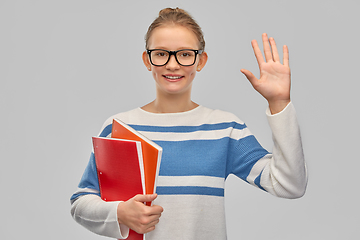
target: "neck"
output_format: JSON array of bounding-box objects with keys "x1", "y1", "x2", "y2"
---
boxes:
[{"x1": 142, "y1": 91, "x2": 198, "y2": 114}]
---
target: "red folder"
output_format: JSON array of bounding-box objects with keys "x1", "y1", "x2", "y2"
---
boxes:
[
  {"x1": 111, "y1": 119, "x2": 162, "y2": 199},
  {"x1": 92, "y1": 137, "x2": 145, "y2": 240}
]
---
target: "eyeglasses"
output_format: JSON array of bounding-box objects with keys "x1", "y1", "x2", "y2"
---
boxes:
[{"x1": 147, "y1": 49, "x2": 203, "y2": 67}]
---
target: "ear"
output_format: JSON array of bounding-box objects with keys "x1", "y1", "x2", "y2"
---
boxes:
[
  {"x1": 142, "y1": 51, "x2": 151, "y2": 71},
  {"x1": 196, "y1": 51, "x2": 208, "y2": 72}
]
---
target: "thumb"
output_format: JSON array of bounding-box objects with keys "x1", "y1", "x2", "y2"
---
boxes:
[
  {"x1": 240, "y1": 69, "x2": 257, "y2": 85},
  {"x1": 133, "y1": 194, "x2": 158, "y2": 203}
]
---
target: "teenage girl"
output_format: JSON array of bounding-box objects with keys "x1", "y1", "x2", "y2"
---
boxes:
[{"x1": 71, "y1": 7, "x2": 307, "y2": 240}]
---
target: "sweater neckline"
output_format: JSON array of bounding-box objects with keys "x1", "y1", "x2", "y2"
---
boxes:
[{"x1": 137, "y1": 105, "x2": 204, "y2": 116}]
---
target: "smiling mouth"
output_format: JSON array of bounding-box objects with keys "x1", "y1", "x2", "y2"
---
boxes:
[{"x1": 163, "y1": 75, "x2": 183, "y2": 80}]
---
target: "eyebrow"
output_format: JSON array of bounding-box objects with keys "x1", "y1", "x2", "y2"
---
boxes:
[{"x1": 150, "y1": 47, "x2": 197, "y2": 50}]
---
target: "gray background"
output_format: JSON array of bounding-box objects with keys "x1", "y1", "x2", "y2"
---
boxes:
[{"x1": 1, "y1": 0, "x2": 359, "y2": 239}]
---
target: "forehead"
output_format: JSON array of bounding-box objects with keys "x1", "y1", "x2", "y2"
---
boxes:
[{"x1": 148, "y1": 25, "x2": 199, "y2": 50}]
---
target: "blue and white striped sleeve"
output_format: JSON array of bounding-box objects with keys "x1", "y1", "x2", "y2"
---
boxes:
[
  {"x1": 70, "y1": 121, "x2": 130, "y2": 239},
  {"x1": 228, "y1": 102, "x2": 307, "y2": 199},
  {"x1": 70, "y1": 153, "x2": 100, "y2": 203},
  {"x1": 70, "y1": 123, "x2": 113, "y2": 203}
]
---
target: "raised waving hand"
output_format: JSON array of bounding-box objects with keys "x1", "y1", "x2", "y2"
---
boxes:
[{"x1": 241, "y1": 33, "x2": 291, "y2": 114}]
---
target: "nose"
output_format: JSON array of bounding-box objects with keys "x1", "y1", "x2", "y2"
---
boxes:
[{"x1": 165, "y1": 55, "x2": 180, "y2": 70}]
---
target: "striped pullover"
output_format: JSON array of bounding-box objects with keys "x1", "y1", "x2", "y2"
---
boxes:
[{"x1": 70, "y1": 102, "x2": 307, "y2": 240}]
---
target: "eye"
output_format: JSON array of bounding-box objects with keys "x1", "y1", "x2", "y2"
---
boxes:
[
  {"x1": 154, "y1": 51, "x2": 168, "y2": 57},
  {"x1": 178, "y1": 51, "x2": 194, "y2": 58}
]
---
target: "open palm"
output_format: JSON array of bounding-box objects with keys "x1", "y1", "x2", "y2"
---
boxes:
[{"x1": 241, "y1": 33, "x2": 291, "y2": 114}]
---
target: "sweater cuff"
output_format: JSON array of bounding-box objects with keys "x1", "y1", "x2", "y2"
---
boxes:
[
  {"x1": 101, "y1": 200, "x2": 130, "y2": 239},
  {"x1": 71, "y1": 195, "x2": 130, "y2": 239},
  {"x1": 117, "y1": 203, "x2": 130, "y2": 239},
  {"x1": 265, "y1": 101, "x2": 298, "y2": 134},
  {"x1": 265, "y1": 101, "x2": 292, "y2": 117}
]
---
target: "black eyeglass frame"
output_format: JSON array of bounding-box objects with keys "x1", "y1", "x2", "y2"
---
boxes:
[{"x1": 146, "y1": 49, "x2": 204, "y2": 67}]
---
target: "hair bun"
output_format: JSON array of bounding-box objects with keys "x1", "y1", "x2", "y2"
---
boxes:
[{"x1": 159, "y1": 7, "x2": 188, "y2": 17}]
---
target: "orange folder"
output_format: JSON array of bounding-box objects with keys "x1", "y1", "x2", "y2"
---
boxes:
[{"x1": 111, "y1": 118, "x2": 162, "y2": 200}]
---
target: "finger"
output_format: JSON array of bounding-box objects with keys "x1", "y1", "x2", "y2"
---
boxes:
[
  {"x1": 283, "y1": 45, "x2": 289, "y2": 66},
  {"x1": 144, "y1": 204, "x2": 164, "y2": 217},
  {"x1": 151, "y1": 205, "x2": 164, "y2": 214},
  {"x1": 134, "y1": 194, "x2": 158, "y2": 203},
  {"x1": 262, "y1": 33, "x2": 273, "y2": 62},
  {"x1": 138, "y1": 208, "x2": 162, "y2": 233},
  {"x1": 142, "y1": 226, "x2": 155, "y2": 234},
  {"x1": 141, "y1": 205, "x2": 163, "y2": 219},
  {"x1": 147, "y1": 213, "x2": 162, "y2": 224},
  {"x1": 143, "y1": 224, "x2": 157, "y2": 234},
  {"x1": 136, "y1": 220, "x2": 158, "y2": 234},
  {"x1": 251, "y1": 39, "x2": 265, "y2": 66},
  {"x1": 269, "y1": 37, "x2": 280, "y2": 62},
  {"x1": 241, "y1": 69, "x2": 258, "y2": 86}
]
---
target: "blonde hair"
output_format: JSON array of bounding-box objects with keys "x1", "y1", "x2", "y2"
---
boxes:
[{"x1": 145, "y1": 7, "x2": 205, "y2": 51}]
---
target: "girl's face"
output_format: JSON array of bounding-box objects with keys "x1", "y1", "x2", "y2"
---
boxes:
[{"x1": 143, "y1": 25, "x2": 207, "y2": 96}]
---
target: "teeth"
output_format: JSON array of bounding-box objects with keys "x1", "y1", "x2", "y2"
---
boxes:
[{"x1": 165, "y1": 76, "x2": 182, "y2": 79}]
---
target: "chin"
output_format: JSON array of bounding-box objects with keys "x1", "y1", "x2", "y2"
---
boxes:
[{"x1": 158, "y1": 83, "x2": 193, "y2": 96}]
